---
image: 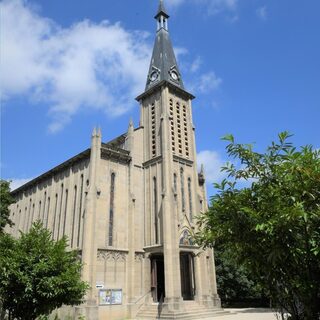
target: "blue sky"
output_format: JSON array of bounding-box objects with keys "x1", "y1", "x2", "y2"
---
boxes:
[{"x1": 1, "y1": 0, "x2": 320, "y2": 196}]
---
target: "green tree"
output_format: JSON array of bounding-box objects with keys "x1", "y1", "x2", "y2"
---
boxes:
[
  {"x1": 0, "y1": 222, "x2": 89, "y2": 320},
  {"x1": 196, "y1": 132, "x2": 320, "y2": 320},
  {"x1": 214, "y1": 244, "x2": 268, "y2": 307},
  {"x1": 0, "y1": 180, "x2": 15, "y2": 233}
]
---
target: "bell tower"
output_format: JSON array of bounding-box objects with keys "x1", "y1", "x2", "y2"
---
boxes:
[{"x1": 136, "y1": 0, "x2": 220, "y2": 315}]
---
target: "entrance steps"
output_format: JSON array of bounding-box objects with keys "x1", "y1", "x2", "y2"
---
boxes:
[{"x1": 135, "y1": 301, "x2": 230, "y2": 319}]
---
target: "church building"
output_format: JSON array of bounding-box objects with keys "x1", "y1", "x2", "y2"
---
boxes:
[{"x1": 8, "y1": 1, "x2": 224, "y2": 319}]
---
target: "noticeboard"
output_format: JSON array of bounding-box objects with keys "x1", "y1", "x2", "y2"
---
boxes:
[{"x1": 99, "y1": 289, "x2": 122, "y2": 305}]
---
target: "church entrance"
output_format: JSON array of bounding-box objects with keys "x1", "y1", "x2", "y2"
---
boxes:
[
  {"x1": 151, "y1": 255, "x2": 165, "y2": 302},
  {"x1": 180, "y1": 252, "x2": 195, "y2": 300}
]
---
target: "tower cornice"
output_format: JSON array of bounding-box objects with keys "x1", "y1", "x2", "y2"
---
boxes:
[{"x1": 136, "y1": 80, "x2": 195, "y2": 102}]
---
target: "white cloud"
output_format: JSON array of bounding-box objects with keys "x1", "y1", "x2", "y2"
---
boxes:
[
  {"x1": 256, "y1": 6, "x2": 267, "y2": 20},
  {"x1": 9, "y1": 178, "x2": 33, "y2": 191},
  {"x1": 190, "y1": 56, "x2": 202, "y2": 73},
  {"x1": 0, "y1": 0, "x2": 151, "y2": 133},
  {"x1": 205, "y1": 0, "x2": 238, "y2": 15},
  {"x1": 191, "y1": 71, "x2": 222, "y2": 94},
  {"x1": 197, "y1": 150, "x2": 226, "y2": 183}
]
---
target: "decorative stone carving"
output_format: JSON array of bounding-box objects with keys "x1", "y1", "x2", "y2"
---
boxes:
[
  {"x1": 135, "y1": 252, "x2": 145, "y2": 262},
  {"x1": 97, "y1": 249, "x2": 127, "y2": 262}
]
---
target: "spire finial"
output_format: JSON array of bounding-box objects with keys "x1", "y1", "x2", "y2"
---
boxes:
[
  {"x1": 97, "y1": 126, "x2": 102, "y2": 137},
  {"x1": 128, "y1": 118, "x2": 134, "y2": 135},
  {"x1": 155, "y1": 0, "x2": 169, "y2": 31},
  {"x1": 156, "y1": 0, "x2": 168, "y2": 17},
  {"x1": 200, "y1": 163, "x2": 205, "y2": 175}
]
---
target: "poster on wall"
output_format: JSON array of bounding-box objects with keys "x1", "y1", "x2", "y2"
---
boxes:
[
  {"x1": 99, "y1": 289, "x2": 122, "y2": 305},
  {"x1": 111, "y1": 289, "x2": 122, "y2": 304}
]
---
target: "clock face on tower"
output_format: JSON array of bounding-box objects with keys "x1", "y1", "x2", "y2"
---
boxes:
[
  {"x1": 150, "y1": 71, "x2": 158, "y2": 82},
  {"x1": 170, "y1": 70, "x2": 179, "y2": 81}
]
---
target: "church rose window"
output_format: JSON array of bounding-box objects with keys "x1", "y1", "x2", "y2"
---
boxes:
[{"x1": 108, "y1": 172, "x2": 116, "y2": 246}]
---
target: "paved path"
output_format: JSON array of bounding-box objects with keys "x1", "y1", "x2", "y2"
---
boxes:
[{"x1": 204, "y1": 308, "x2": 281, "y2": 320}]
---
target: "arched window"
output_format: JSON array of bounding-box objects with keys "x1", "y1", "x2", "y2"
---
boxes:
[
  {"x1": 188, "y1": 178, "x2": 192, "y2": 221},
  {"x1": 108, "y1": 173, "x2": 116, "y2": 246},
  {"x1": 153, "y1": 177, "x2": 159, "y2": 244},
  {"x1": 180, "y1": 168, "x2": 185, "y2": 211}
]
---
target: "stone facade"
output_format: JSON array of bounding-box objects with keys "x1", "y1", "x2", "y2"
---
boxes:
[{"x1": 7, "y1": 2, "x2": 221, "y2": 319}]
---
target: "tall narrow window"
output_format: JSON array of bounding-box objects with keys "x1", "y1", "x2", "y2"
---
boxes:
[
  {"x1": 77, "y1": 174, "x2": 84, "y2": 247},
  {"x1": 30, "y1": 203, "x2": 35, "y2": 229},
  {"x1": 18, "y1": 209, "x2": 21, "y2": 231},
  {"x1": 27, "y1": 199, "x2": 32, "y2": 230},
  {"x1": 57, "y1": 184, "x2": 64, "y2": 239},
  {"x1": 108, "y1": 173, "x2": 116, "y2": 246},
  {"x1": 24, "y1": 207, "x2": 28, "y2": 232},
  {"x1": 173, "y1": 173, "x2": 177, "y2": 193},
  {"x1": 45, "y1": 197, "x2": 50, "y2": 229},
  {"x1": 42, "y1": 192, "x2": 47, "y2": 221},
  {"x1": 151, "y1": 104, "x2": 156, "y2": 157},
  {"x1": 71, "y1": 185, "x2": 77, "y2": 247},
  {"x1": 38, "y1": 201, "x2": 42, "y2": 221},
  {"x1": 62, "y1": 189, "x2": 68, "y2": 235},
  {"x1": 153, "y1": 177, "x2": 159, "y2": 244},
  {"x1": 52, "y1": 194, "x2": 58, "y2": 239},
  {"x1": 188, "y1": 178, "x2": 193, "y2": 221},
  {"x1": 180, "y1": 168, "x2": 185, "y2": 211}
]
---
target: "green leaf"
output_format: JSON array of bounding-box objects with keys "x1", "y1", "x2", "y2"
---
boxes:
[{"x1": 221, "y1": 134, "x2": 235, "y2": 143}]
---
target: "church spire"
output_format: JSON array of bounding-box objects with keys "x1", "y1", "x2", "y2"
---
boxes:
[{"x1": 145, "y1": 0, "x2": 184, "y2": 91}]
